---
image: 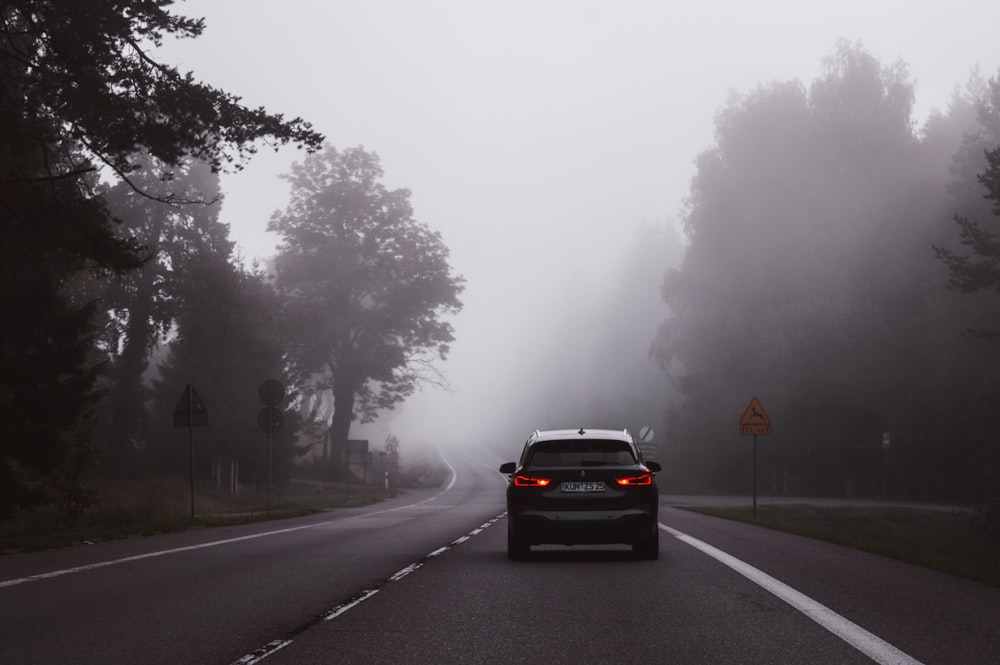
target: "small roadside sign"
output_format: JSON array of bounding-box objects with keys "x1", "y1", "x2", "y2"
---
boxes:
[
  {"x1": 173, "y1": 384, "x2": 208, "y2": 428},
  {"x1": 637, "y1": 426, "x2": 657, "y2": 459},
  {"x1": 346, "y1": 439, "x2": 369, "y2": 464},
  {"x1": 740, "y1": 396, "x2": 772, "y2": 517},
  {"x1": 258, "y1": 378, "x2": 286, "y2": 515},
  {"x1": 739, "y1": 397, "x2": 771, "y2": 435},
  {"x1": 258, "y1": 379, "x2": 285, "y2": 406},
  {"x1": 257, "y1": 406, "x2": 284, "y2": 433},
  {"x1": 173, "y1": 383, "x2": 207, "y2": 519}
]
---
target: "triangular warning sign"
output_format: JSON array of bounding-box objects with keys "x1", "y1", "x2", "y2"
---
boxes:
[
  {"x1": 174, "y1": 383, "x2": 208, "y2": 427},
  {"x1": 739, "y1": 397, "x2": 771, "y2": 426}
]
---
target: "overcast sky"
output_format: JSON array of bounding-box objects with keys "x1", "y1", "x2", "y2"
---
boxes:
[{"x1": 160, "y1": 0, "x2": 1000, "y2": 451}]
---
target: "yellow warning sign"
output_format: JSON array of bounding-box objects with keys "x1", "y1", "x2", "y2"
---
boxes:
[{"x1": 739, "y1": 397, "x2": 771, "y2": 435}]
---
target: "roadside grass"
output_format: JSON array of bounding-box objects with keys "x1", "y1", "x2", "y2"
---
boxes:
[
  {"x1": 688, "y1": 504, "x2": 1000, "y2": 588},
  {"x1": 0, "y1": 477, "x2": 388, "y2": 554}
]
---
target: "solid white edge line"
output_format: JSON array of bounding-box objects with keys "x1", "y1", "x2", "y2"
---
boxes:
[
  {"x1": 2, "y1": 453, "x2": 465, "y2": 589},
  {"x1": 660, "y1": 524, "x2": 924, "y2": 665},
  {"x1": 0, "y1": 523, "x2": 327, "y2": 588},
  {"x1": 437, "y1": 446, "x2": 458, "y2": 493}
]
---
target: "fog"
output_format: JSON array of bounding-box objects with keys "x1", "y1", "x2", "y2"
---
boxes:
[{"x1": 157, "y1": 1, "x2": 1000, "y2": 461}]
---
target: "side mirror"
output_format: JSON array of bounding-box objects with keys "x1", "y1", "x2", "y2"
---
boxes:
[
  {"x1": 645, "y1": 460, "x2": 662, "y2": 474},
  {"x1": 499, "y1": 462, "x2": 516, "y2": 474}
]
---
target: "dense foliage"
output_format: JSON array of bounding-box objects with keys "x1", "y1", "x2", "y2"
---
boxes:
[
  {"x1": 2, "y1": 1, "x2": 319, "y2": 181},
  {"x1": 934, "y1": 79, "x2": 1000, "y2": 525},
  {"x1": 655, "y1": 42, "x2": 1000, "y2": 502},
  {"x1": 4, "y1": 4, "x2": 999, "y2": 523},
  {"x1": 269, "y1": 146, "x2": 465, "y2": 463},
  {"x1": 89, "y1": 158, "x2": 300, "y2": 488},
  {"x1": 0, "y1": 1, "x2": 321, "y2": 517}
]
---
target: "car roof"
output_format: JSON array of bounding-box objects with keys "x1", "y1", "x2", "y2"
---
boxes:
[{"x1": 529, "y1": 428, "x2": 633, "y2": 443}]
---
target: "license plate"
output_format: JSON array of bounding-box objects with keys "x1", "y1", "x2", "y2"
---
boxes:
[{"x1": 560, "y1": 481, "x2": 605, "y2": 493}]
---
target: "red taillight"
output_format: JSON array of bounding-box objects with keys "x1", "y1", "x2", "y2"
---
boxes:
[
  {"x1": 513, "y1": 475, "x2": 551, "y2": 487},
  {"x1": 616, "y1": 473, "x2": 652, "y2": 486}
]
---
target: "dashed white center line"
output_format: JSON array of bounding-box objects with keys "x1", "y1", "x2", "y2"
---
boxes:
[
  {"x1": 389, "y1": 562, "x2": 423, "y2": 582},
  {"x1": 229, "y1": 511, "x2": 507, "y2": 665},
  {"x1": 232, "y1": 640, "x2": 292, "y2": 665},
  {"x1": 323, "y1": 589, "x2": 380, "y2": 622}
]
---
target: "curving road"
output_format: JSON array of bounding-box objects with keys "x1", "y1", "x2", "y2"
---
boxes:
[{"x1": 1, "y1": 444, "x2": 998, "y2": 665}]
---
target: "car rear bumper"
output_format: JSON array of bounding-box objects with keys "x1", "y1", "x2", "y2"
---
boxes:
[{"x1": 509, "y1": 508, "x2": 658, "y2": 545}]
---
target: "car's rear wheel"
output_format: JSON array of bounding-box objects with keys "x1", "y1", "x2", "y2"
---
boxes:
[
  {"x1": 507, "y1": 525, "x2": 530, "y2": 560},
  {"x1": 633, "y1": 530, "x2": 659, "y2": 560}
]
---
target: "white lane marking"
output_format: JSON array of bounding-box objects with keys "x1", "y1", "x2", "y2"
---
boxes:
[
  {"x1": 232, "y1": 640, "x2": 292, "y2": 665},
  {"x1": 323, "y1": 589, "x2": 379, "y2": 621},
  {"x1": 437, "y1": 446, "x2": 458, "y2": 492},
  {"x1": 661, "y1": 524, "x2": 924, "y2": 665},
  {"x1": 232, "y1": 510, "x2": 507, "y2": 664},
  {"x1": 389, "y1": 563, "x2": 423, "y2": 582},
  {"x1": 0, "y1": 523, "x2": 330, "y2": 589},
  {"x1": 1, "y1": 461, "x2": 460, "y2": 589}
]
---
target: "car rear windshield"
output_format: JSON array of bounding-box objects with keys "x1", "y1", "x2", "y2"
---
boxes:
[{"x1": 526, "y1": 439, "x2": 636, "y2": 467}]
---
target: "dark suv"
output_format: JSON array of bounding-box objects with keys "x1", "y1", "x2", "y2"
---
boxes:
[{"x1": 499, "y1": 428, "x2": 661, "y2": 560}]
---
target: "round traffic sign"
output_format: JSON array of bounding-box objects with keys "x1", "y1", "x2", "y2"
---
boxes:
[
  {"x1": 257, "y1": 407, "x2": 284, "y2": 433},
  {"x1": 258, "y1": 379, "x2": 285, "y2": 406}
]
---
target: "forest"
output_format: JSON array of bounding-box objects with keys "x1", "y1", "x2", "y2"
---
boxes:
[
  {"x1": 1, "y1": 3, "x2": 999, "y2": 533},
  {"x1": 0, "y1": 4, "x2": 462, "y2": 519},
  {"x1": 652, "y1": 43, "x2": 1000, "y2": 515}
]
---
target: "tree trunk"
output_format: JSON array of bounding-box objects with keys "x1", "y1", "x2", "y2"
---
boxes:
[
  {"x1": 105, "y1": 212, "x2": 166, "y2": 471},
  {"x1": 328, "y1": 378, "x2": 356, "y2": 471}
]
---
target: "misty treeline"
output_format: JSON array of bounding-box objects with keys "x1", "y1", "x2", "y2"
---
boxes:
[
  {"x1": 654, "y1": 42, "x2": 1000, "y2": 513},
  {"x1": 0, "y1": 3, "x2": 462, "y2": 519}
]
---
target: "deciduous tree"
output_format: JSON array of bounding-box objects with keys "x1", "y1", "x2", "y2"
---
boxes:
[
  {"x1": 269, "y1": 146, "x2": 464, "y2": 461},
  {"x1": 93, "y1": 159, "x2": 222, "y2": 472},
  {"x1": 653, "y1": 42, "x2": 975, "y2": 496},
  {"x1": 0, "y1": 1, "x2": 322, "y2": 516},
  {"x1": 148, "y1": 248, "x2": 298, "y2": 487}
]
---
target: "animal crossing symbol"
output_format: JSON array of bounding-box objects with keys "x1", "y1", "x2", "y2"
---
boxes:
[{"x1": 739, "y1": 397, "x2": 772, "y2": 435}]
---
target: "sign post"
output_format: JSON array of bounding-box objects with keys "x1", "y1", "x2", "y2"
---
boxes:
[
  {"x1": 739, "y1": 397, "x2": 772, "y2": 516},
  {"x1": 882, "y1": 432, "x2": 890, "y2": 498},
  {"x1": 345, "y1": 440, "x2": 369, "y2": 500},
  {"x1": 258, "y1": 380, "x2": 286, "y2": 513},
  {"x1": 173, "y1": 384, "x2": 208, "y2": 519}
]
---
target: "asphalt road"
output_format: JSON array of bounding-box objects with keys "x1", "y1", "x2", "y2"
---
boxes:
[{"x1": 1, "y1": 445, "x2": 998, "y2": 665}]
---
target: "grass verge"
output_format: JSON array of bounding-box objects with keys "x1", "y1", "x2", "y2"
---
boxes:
[
  {"x1": 688, "y1": 504, "x2": 1000, "y2": 588},
  {"x1": 0, "y1": 478, "x2": 389, "y2": 554}
]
